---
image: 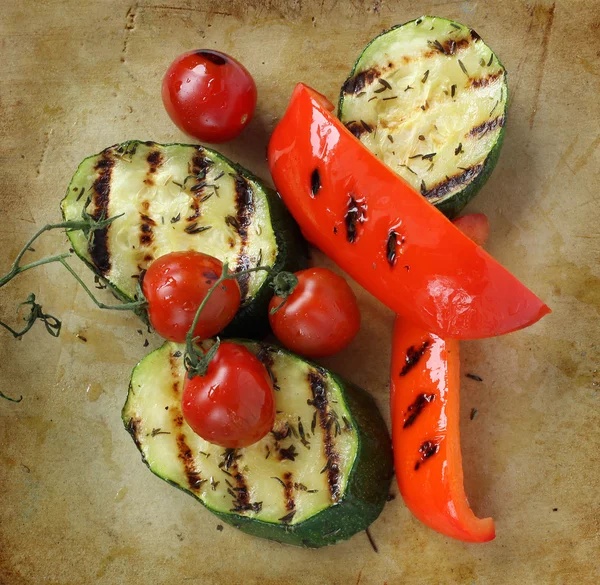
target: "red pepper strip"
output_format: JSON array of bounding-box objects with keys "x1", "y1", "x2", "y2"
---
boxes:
[
  {"x1": 268, "y1": 83, "x2": 550, "y2": 340},
  {"x1": 390, "y1": 318, "x2": 495, "y2": 542},
  {"x1": 390, "y1": 215, "x2": 494, "y2": 543}
]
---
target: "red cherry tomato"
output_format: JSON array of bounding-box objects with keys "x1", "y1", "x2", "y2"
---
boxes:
[
  {"x1": 182, "y1": 342, "x2": 275, "y2": 448},
  {"x1": 162, "y1": 49, "x2": 257, "y2": 143},
  {"x1": 142, "y1": 251, "x2": 240, "y2": 343},
  {"x1": 268, "y1": 267, "x2": 361, "y2": 358},
  {"x1": 452, "y1": 213, "x2": 490, "y2": 247}
]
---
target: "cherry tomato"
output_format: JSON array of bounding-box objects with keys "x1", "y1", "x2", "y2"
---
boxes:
[
  {"x1": 268, "y1": 267, "x2": 361, "y2": 358},
  {"x1": 162, "y1": 49, "x2": 257, "y2": 143},
  {"x1": 142, "y1": 251, "x2": 240, "y2": 343},
  {"x1": 452, "y1": 213, "x2": 490, "y2": 247},
  {"x1": 182, "y1": 342, "x2": 275, "y2": 448}
]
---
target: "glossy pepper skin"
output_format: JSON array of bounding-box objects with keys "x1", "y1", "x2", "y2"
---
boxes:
[
  {"x1": 390, "y1": 317, "x2": 495, "y2": 542},
  {"x1": 267, "y1": 83, "x2": 550, "y2": 340},
  {"x1": 390, "y1": 214, "x2": 494, "y2": 543}
]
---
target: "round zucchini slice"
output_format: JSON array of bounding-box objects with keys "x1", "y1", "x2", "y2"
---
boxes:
[
  {"x1": 61, "y1": 141, "x2": 306, "y2": 336},
  {"x1": 122, "y1": 340, "x2": 393, "y2": 547},
  {"x1": 339, "y1": 16, "x2": 508, "y2": 218}
]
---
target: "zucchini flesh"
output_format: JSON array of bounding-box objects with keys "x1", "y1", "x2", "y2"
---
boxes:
[
  {"x1": 61, "y1": 141, "x2": 306, "y2": 334},
  {"x1": 339, "y1": 16, "x2": 507, "y2": 218},
  {"x1": 122, "y1": 340, "x2": 393, "y2": 547}
]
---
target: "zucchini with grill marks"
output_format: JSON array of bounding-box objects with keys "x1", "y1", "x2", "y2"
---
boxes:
[
  {"x1": 61, "y1": 140, "x2": 306, "y2": 336},
  {"x1": 339, "y1": 16, "x2": 507, "y2": 218},
  {"x1": 122, "y1": 340, "x2": 393, "y2": 547}
]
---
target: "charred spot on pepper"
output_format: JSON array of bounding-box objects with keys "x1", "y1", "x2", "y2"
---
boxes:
[
  {"x1": 414, "y1": 440, "x2": 440, "y2": 470},
  {"x1": 400, "y1": 341, "x2": 430, "y2": 376},
  {"x1": 386, "y1": 231, "x2": 398, "y2": 267},
  {"x1": 403, "y1": 393, "x2": 436, "y2": 428},
  {"x1": 345, "y1": 195, "x2": 367, "y2": 244},
  {"x1": 470, "y1": 28, "x2": 482, "y2": 41},
  {"x1": 310, "y1": 169, "x2": 321, "y2": 197},
  {"x1": 196, "y1": 50, "x2": 227, "y2": 65}
]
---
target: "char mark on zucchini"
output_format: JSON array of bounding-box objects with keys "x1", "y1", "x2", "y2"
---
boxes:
[
  {"x1": 341, "y1": 67, "x2": 380, "y2": 94},
  {"x1": 144, "y1": 150, "x2": 163, "y2": 186},
  {"x1": 468, "y1": 115, "x2": 505, "y2": 138},
  {"x1": 139, "y1": 211, "x2": 156, "y2": 248},
  {"x1": 469, "y1": 70, "x2": 503, "y2": 89},
  {"x1": 283, "y1": 471, "x2": 295, "y2": 511},
  {"x1": 345, "y1": 121, "x2": 368, "y2": 139},
  {"x1": 403, "y1": 393, "x2": 436, "y2": 429},
  {"x1": 176, "y1": 433, "x2": 204, "y2": 491},
  {"x1": 229, "y1": 460, "x2": 261, "y2": 514},
  {"x1": 308, "y1": 369, "x2": 341, "y2": 502},
  {"x1": 423, "y1": 164, "x2": 484, "y2": 201},
  {"x1": 126, "y1": 417, "x2": 145, "y2": 461},
  {"x1": 400, "y1": 341, "x2": 431, "y2": 376},
  {"x1": 231, "y1": 174, "x2": 255, "y2": 299},
  {"x1": 89, "y1": 153, "x2": 115, "y2": 274}
]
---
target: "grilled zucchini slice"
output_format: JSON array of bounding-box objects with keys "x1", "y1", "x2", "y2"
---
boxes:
[
  {"x1": 61, "y1": 141, "x2": 306, "y2": 336},
  {"x1": 339, "y1": 16, "x2": 507, "y2": 218},
  {"x1": 122, "y1": 340, "x2": 393, "y2": 548}
]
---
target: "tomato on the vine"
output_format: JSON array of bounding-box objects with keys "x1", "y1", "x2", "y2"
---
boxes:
[
  {"x1": 182, "y1": 342, "x2": 275, "y2": 448},
  {"x1": 142, "y1": 251, "x2": 240, "y2": 343},
  {"x1": 162, "y1": 49, "x2": 257, "y2": 143},
  {"x1": 268, "y1": 267, "x2": 361, "y2": 358}
]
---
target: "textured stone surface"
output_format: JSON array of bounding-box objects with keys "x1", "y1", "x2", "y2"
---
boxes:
[{"x1": 1, "y1": 1, "x2": 598, "y2": 583}]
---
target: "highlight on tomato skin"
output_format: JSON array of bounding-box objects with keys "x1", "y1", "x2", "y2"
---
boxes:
[
  {"x1": 268, "y1": 267, "x2": 361, "y2": 359},
  {"x1": 161, "y1": 49, "x2": 257, "y2": 143},
  {"x1": 142, "y1": 251, "x2": 241, "y2": 343},
  {"x1": 181, "y1": 342, "x2": 276, "y2": 448}
]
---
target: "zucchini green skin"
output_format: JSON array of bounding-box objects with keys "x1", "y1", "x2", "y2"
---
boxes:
[
  {"x1": 123, "y1": 340, "x2": 393, "y2": 548},
  {"x1": 338, "y1": 16, "x2": 508, "y2": 219},
  {"x1": 210, "y1": 374, "x2": 393, "y2": 547},
  {"x1": 61, "y1": 141, "x2": 307, "y2": 337}
]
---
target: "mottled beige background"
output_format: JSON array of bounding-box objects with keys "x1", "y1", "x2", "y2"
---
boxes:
[{"x1": 1, "y1": 1, "x2": 599, "y2": 584}]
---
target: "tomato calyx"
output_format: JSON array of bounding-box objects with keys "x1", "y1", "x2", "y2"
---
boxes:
[{"x1": 269, "y1": 271, "x2": 299, "y2": 315}]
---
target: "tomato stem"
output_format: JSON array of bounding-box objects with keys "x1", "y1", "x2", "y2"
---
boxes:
[
  {"x1": 0, "y1": 292, "x2": 61, "y2": 339},
  {"x1": 0, "y1": 390, "x2": 22, "y2": 403},
  {"x1": 184, "y1": 263, "x2": 295, "y2": 378},
  {"x1": 0, "y1": 204, "x2": 144, "y2": 344}
]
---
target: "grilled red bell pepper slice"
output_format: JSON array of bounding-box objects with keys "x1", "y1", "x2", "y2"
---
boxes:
[
  {"x1": 390, "y1": 317, "x2": 495, "y2": 542},
  {"x1": 390, "y1": 215, "x2": 494, "y2": 542},
  {"x1": 267, "y1": 83, "x2": 550, "y2": 340}
]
